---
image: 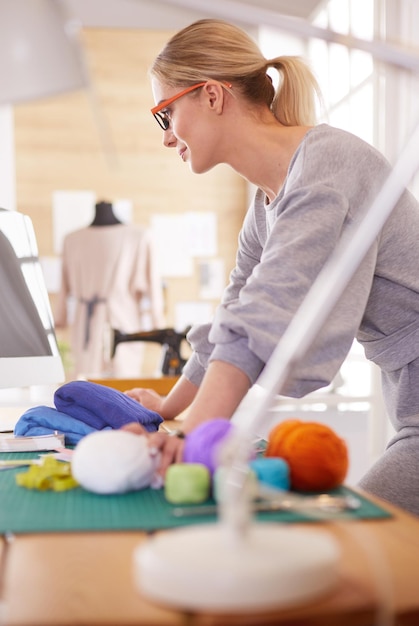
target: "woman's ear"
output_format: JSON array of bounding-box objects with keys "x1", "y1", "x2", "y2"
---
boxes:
[{"x1": 203, "y1": 81, "x2": 225, "y2": 114}]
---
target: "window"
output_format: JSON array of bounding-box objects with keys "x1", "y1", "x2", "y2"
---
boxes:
[
  {"x1": 310, "y1": 0, "x2": 375, "y2": 144},
  {"x1": 258, "y1": 1, "x2": 397, "y2": 482}
]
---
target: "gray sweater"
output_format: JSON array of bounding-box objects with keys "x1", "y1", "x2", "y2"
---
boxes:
[{"x1": 183, "y1": 124, "x2": 419, "y2": 430}]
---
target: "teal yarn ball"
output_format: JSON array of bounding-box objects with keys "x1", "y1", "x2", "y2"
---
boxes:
[{"x1": 249, "y1": 456, "x2": 290, "y2": 491}]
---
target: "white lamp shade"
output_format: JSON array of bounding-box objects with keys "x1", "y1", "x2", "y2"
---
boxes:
[{"x1": 0, "y1": 0, "x2": 88, "y2": 105}]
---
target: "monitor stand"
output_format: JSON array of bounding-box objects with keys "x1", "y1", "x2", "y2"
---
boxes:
[{"x1": 0, "y1": 385, "x2": 58, "y2": 432}]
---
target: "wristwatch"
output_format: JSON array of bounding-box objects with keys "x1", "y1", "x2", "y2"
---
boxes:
[{"x1": 167, "y1": 428, "x2": 186, "y2": 439}]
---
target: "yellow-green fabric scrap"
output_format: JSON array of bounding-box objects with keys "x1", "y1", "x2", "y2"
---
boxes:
[{"x1": 16, "y1": 457, "x2": 79, "y2": 491}]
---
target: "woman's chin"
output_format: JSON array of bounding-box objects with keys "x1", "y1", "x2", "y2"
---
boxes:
[{"x1": 189, "y1": 160, "x2": 215, "y2": 175}]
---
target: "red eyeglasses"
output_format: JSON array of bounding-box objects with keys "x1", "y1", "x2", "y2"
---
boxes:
[{"x1": 151, "y1": 81, "x2": 232, "y2": 130}]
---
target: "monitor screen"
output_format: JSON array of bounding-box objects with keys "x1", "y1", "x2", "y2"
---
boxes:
[{"x1": 0, "y1": 208, "x2": 65, "y2": 389}]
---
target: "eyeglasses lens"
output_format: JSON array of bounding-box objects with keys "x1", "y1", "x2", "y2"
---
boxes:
[{"x1": 154, "y1": 112, "x2": 169, "y2": 130}]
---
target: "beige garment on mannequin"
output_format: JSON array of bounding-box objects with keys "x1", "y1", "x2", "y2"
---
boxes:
[{"x1": 55, "y1": 224, "x2": 165, "y2": 378}]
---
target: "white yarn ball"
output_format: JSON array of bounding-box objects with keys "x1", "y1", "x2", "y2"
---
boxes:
[{"x1": 71, "y1": 429, "x2": 160, "y2": 494}]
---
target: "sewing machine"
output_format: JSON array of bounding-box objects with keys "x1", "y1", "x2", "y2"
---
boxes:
[{"x1": 110, "y1": 327, "x2": 191, "y2": 376}]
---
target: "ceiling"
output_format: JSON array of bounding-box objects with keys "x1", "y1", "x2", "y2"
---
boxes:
[
  {"x1": 55, "y1": 1, "x2": 419, "y2": 76},
  {"x1": 62, "y1": 0, "x2": 324, "y2": 30}
]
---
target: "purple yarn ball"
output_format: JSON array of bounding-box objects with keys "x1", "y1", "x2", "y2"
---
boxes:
[{"x1": 183, "y1": 418, "x2": 234, "y2": 475}]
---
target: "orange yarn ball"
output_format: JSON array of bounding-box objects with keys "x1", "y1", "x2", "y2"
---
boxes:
[{"x1": 266, "y1": 419, "x2": 348, "y2": 491}]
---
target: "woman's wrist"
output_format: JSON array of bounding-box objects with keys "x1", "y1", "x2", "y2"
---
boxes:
[
  {"x1": 178, "y1": 361, "x2": 250, "y2": 433},
  {"x1": 159, "y1": 375, "x2": 199, "y2": 420},
  {"x1": 166, "y1": 427, "x2": 186, "y2": 439}
]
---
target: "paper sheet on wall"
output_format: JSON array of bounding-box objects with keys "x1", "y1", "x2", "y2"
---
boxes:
[
  {"x1": 185, "y1": 211, "x2": 217, "y2": 257},
  {"x1": 113, "y1": 199, "x2": 133, "y2": 224},
  {"x1": 39, "y1": 256, "x2": 62, "y2": 293},
  {"x1": 151, "y1": 212, "x2": 217, "y2": 277},
  {"x1": 175, "y1": 301, "x2": 213, "y2": 329},
  {"x1": 150, "y1": 214, "x2": 193, "y2": 277},
  {"x1": 199, "y1": 259, "x2": 225, "y2": 299},
  {"x1": 52, "y1": 190, "x2": 97, "y2": 254}
]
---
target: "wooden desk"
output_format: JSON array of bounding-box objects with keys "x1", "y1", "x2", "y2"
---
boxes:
[
  {"x1": 1, "y1": 532, "x2": 183, "y2": 626},
  {"x1": 87, "y1": 376, "x2": 179, "y2": 396},
  {"x1": 1, "y1": 494, "x2": 419, "y2": 626}
]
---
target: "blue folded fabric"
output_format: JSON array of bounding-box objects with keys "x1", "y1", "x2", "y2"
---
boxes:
[
  {"x1": 54, "y1": 380, "x2": 163, "y2": 432},
  {"x1": 14, "y1": 406, "x2": 103, "y2": 445}
]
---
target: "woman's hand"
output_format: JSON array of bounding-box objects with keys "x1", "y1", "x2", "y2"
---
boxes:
[
  {"x1": 125, "y1": 387, "x2": 164, "y2": 413},
  {"x1": 124, "y1": 375, "x2": 199, "y2": 421},
  {"x1": 121, "y1": 422, "x2": 185, "y2": 478},
  {"x1": 148, "y1": 430, "x2": 185, "y2": 476}
]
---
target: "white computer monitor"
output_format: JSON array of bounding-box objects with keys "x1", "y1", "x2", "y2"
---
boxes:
[{"x1": 0, "y1": 208, "x2": 65, "y2": 389}]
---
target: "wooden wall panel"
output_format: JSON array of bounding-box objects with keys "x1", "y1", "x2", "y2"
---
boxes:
[{"x1": 13, "y1": 28, "x2": 247, "y2": 376}]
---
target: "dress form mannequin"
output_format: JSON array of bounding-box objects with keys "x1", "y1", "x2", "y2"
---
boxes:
[
  {"x1": 90, "y1": 201, "x2": 121, "y2": 226},
  {"x1": 56, "y1": 207, "x2": 165, "y2": 378}
]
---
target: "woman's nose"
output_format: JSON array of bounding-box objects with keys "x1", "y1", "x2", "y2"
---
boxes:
[{"x1": 163, "y1": 127, "x2": 176, "y2": 148}]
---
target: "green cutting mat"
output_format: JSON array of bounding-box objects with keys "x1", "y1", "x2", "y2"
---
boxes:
[{"x1": 0, "y1": 452, "x2": 391, "y2": 534}]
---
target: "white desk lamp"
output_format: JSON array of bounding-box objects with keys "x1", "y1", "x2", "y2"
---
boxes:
[{"x1": 0, "y1": 0, "x2": 87, "y2": 105}]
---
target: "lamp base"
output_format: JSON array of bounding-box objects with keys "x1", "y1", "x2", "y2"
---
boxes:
[{"x1": 134, "y1": 522, "x2": 340, "y2": 612}]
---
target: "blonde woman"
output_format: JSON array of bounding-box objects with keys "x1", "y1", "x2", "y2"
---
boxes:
[{"x1": 126, "y1": 19, "x2": 419, "y2": 516}]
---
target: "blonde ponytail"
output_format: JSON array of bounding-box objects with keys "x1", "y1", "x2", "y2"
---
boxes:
[{"x1": 269, "y1": 56, "x2": 321, "y2": 126}]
